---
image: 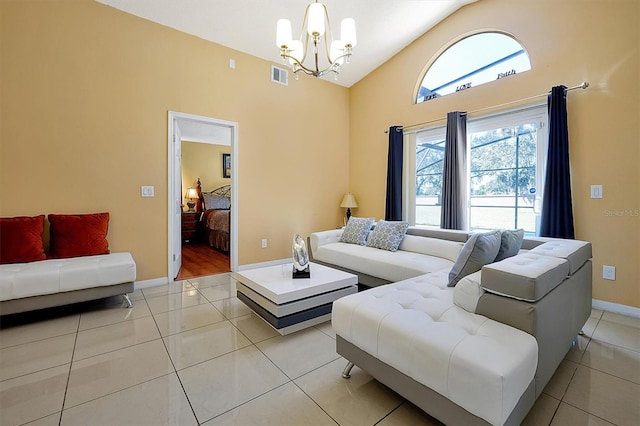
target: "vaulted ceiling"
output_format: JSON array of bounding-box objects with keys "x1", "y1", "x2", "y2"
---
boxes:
[{"x1": 96, "y1": 0, "x2": 477, "y2": 88}]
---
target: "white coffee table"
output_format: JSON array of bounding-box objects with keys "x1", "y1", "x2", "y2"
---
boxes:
[{"x1": 235, "y1": 262, "x2": 358, "y2": 335}]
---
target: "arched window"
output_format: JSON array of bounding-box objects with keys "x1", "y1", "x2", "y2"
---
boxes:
[{"x1": 416, "y1": 32, "x2": 531, "y2": 103}]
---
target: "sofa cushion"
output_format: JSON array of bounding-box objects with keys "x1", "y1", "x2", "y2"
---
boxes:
[
  {"x1": 481, "y1": 253, "x2": 570, "y2": 302},
  {"x1": 0, "y1": 215, "x2": 47, "y2": 264},
  {"x1": 339, "y1": 216, "x2": 374, "y2": 245},
  {"x1": 314, "y1": 242, "x2": 453, "y2": 283},
  {"x1": 366, "y1": 220, "x2": 409, "y2": 252},
  {"x1": 494, "y1": 229, "x2": 525, "y2": 261},
  {"x1": 448, "y1": 230, "x2": 501, "y2": 287},
  {"x1": 332, "y1": 277, "x2": 538, "y2": 426},
  {"x1": 0, "y1": 252, "x2": 136, "y2": 301},
  {"x1": 453, "y1": 271, "x2": 484, "y2": 313},
  {"x1": 48, "y1": 212, "x2": 110, "y2": 259},
  {"x1": 397, "y1": 235, "x2": 464, "y2": 263},
  {"x1": 528, "y1": 240, "x2": 592, "y2": 275}
]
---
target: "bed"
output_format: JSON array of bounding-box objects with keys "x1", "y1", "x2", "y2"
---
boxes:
[{"x1": 196, "y1": 179, "x2": 231, "y2": 252}]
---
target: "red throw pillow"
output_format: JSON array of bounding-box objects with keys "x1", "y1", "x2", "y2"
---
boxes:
[
  {"x1": 48, "y1": 212, "x2": 110, "y2": 259},
  {"x1": 0, "y1": 215, "x2": 47, "y2": 264}
]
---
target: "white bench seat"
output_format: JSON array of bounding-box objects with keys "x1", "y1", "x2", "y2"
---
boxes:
[{"x1": 0, "y1": 253, "x2": 136, "y2": 315}]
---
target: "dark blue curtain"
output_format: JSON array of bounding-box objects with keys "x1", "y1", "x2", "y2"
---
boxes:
[
  {"x1": 385, "y1": 126, "x2": 403, "y2": 220},
  {"x1": 540, "y1": 85, "x2": 575, "y2": 238},
  {"x1": 441, "y1": 111, "x2": 468, "y2": 230}
]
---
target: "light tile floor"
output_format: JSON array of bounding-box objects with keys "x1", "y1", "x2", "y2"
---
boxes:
[{"x1": 1, "y1": 273, "x2": 639, "y2": 426}]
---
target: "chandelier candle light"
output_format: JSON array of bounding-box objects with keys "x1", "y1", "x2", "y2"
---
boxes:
[{"x1": 276, "y1": 1, "x2": 356, "y2": 79}]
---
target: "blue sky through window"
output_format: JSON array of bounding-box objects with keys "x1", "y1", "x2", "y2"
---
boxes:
[{"x1": 417, "y1": 32, "x2": 531, "y2": 102}]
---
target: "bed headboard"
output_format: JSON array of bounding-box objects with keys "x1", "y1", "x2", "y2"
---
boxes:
[{"x1": 197, "y1": 179, "x2": 231, "y2": 211}]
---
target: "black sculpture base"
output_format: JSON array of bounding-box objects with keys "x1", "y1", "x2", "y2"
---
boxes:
[{"x1": 292, "y1": 265, "x2": 310, "y2": 279}]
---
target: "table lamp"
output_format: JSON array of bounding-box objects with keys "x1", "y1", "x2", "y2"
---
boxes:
[
  {"x1": 340, "y1": 193, "x2": 358, "y2": 222},
  {"x1": 185, "y1": 187, "x2": 198, "y2": 212}
]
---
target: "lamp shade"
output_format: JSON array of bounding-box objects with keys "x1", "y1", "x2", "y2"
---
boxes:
[
  {"x1": 276, "y1": 19, "x2": 293, "y2": 48},
  {"x1": 340, "y1": 193, "x2": 358, "y2": 208},
  {"x1": 340, "y1": 18, "x2": 357, "y2": 47},
  {"x1": 186, "y1": 188, "x2": 198, "y2": 200},
  {"x1": 306, "y1": 2, "x2": 326, "y2": 36}
]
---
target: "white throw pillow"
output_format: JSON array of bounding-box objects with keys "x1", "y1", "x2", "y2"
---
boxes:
[
  {"x1": 366, "y1": 220, "x2": 409, "y2": 252},
  {"x1": 448, "y1": 230, "x2": 501, "y2": 287},
  {"x1": 339, "y1": 217, "x2": 375, "y2": 245}
]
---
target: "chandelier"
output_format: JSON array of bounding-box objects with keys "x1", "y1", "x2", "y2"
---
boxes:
[{"x1": 276, "y1": 1, "x2": 356, "y2": 79}]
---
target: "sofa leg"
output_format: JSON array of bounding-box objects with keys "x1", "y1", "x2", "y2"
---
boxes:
[
  {"x1": 122, "y1": 293, "x2": 133, "y2": 308},
  {"x1": 342, "y1": 361, "x2": 354, "y2": 379}
]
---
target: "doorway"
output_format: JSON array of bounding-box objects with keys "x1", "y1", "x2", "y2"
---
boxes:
[{"x1": 168, "y1": 111, "x2": 238, "y2": 281}]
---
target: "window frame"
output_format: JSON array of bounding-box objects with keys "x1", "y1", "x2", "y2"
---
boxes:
[
  {"x1": 404, "y1": 103, "x2": 548, "y2": 233},
  {"x1": 415, "y1": 31, "x2": 532, "y2": 104}
]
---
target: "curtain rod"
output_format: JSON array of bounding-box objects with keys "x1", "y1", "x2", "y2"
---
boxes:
[{"x1": 385, "y1": 81, "x2": 589, "y2": 133}]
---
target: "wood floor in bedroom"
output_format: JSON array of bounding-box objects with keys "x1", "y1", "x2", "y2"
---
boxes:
[{"x1": 176, "y1": 243, "x2": 230, "y2": 280}]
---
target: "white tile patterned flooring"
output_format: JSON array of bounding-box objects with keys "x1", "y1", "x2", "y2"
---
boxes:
[{"x1": 0, "y1": 273, "x2": 639, "y2": 425}]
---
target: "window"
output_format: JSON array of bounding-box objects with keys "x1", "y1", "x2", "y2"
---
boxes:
[
  {"x1": 413, "y1": 127, "x2": 446, "y2": 226},
  {"x1": 416, "y1": 32, "x2": 531, "y2": 103},
  {"x1": 406, "y1": 105, "x2": 548, "y2": 234}
]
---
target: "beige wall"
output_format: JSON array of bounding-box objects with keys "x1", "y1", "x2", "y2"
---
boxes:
[
  {"x1": 350, "y1": 0, "x2": 639, "y2": 308},
  {"x1": 181, "y1": 142, "x2": 230, "y2": 202},
  {"x1": 0, "y1": 0, "x2": 350, "y2": 280},
  {"x1": 1, "y1": 0, "x2": 638, "y2": 309}
]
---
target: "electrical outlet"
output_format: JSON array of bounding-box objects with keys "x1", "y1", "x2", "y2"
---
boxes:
[
  {"x1": 603, "y1": 265, "x2": 616, "y2": 281},
  {"x1": 261, "y1": 239, "x2": 267, "y2": 249}
]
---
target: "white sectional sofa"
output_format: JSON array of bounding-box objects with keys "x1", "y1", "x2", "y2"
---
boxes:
[
  {"x1": 309, "y1": 226, "x2": 592, "y2": 425},
  {"x1": 0, "y1": 253, "x2": 136, "y2": 315}
]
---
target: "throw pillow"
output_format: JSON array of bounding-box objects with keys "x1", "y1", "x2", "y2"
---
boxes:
[
  {"x1": 0, "y1": 215, "x2": 46, "y2": 264},
  {"x1": 366, "y1": 220, "x2": 409, "y2": 252},
  {"x1": 448, "y1": 230, "x2": 501, "y2": 287},
  {"x1": 494, "y1": 229, "x2": 525, "y2": 261},
  {"x1": 203, "y1": 194, "x2": 230, "y2": 210},
  {"x1": 339, "y1": 217, "x2": 374, "y2": 245},
  {"x1": 48, "y1": 212, "x2": 110, "y2": 259}
]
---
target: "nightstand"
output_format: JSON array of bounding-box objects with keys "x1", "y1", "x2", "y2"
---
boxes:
[{"x1": 181, "y1": 211, "x2": 201, "y2": 244}]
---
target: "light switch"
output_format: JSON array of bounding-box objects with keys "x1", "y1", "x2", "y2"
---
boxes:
[
  {"x1": 141, "y1": 186, "x2": 154, "y2": 197},
  {"x1": 590, "y1": 185, "x2": 603, "y2": 199}
]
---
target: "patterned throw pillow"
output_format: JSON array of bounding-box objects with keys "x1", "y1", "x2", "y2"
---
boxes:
[
  {"x1": 203, "y1": 194, "x2": 230, "y2": 210},
  {"x1": 448, "y1": 230, "x2": 501, "y2": 287},
  {"x1": 339, "y1": 217, "x2": 375, "y2": 245},
  {"x1": 366, "y1": 220, "x2": 409, "y2": 252}
]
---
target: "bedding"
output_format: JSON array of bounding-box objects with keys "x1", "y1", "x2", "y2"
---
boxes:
[
  {"x1": 196, "y1": 179, "x2": 231, "y2": 252},
  {"x1": 202, "y1": 208, "x2": 230, "y2": 252}
]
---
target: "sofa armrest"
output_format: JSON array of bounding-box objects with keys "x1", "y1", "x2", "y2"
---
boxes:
[
  {"x1": 309, "y1": 229, "x2": 342, "y2": 256},
  {"x1": 481, "y1": 253, "x2": 570, "y2": 302}
]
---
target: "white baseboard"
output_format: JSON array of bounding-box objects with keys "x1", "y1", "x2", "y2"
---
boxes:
[
  {"x1": 134, "y1": 277, "x2": 169, "y2": 290},
  {"x1": 592, "y1": 299, "x2": 640, "y2": 318}
]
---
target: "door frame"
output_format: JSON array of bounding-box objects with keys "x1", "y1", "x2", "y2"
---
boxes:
[{"x1": 167, "y1": 111, "x2": 239, "y2": 279}]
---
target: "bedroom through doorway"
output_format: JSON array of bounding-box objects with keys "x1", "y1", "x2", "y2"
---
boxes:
[{"x1": 168, "y1": 112, "x2": 238, "y2": 281}]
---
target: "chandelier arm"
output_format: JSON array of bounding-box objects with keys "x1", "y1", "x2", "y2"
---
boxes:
[{"x1": 280, "y1": 51, "x2": 322, "y2": 76}]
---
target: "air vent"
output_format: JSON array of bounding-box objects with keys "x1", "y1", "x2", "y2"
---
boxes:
[{"x1": 271, "y1": 65, "x2": 288, "y2": 86}]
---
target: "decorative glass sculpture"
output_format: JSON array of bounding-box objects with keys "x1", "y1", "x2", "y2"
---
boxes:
[{"x1": 292, "y1": 234, "x2": 309, "y2": 272}]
